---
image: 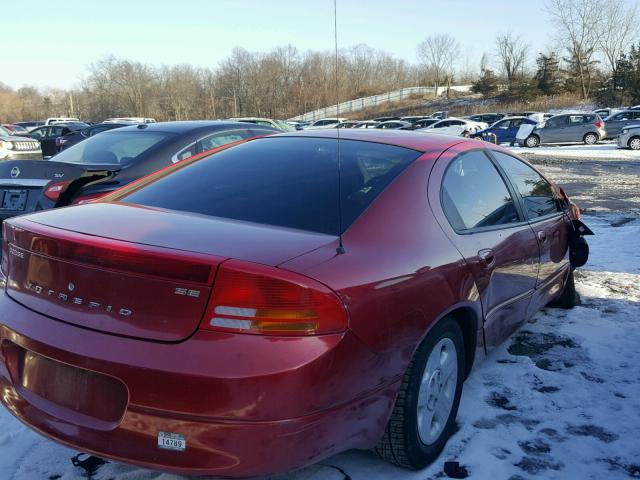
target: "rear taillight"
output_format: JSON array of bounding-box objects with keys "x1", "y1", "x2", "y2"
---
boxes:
[
  {"x1": 44, "y1": 180, "x2": 72, "y2": 202},
  {"x1": 202, "y1": 260, "x2": 347, "y2": 336},
  {"x1": 595, "y1": 120, "x2": 604, "y2": 128}
]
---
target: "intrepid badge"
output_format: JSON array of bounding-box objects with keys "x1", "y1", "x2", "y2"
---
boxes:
[{"x1": 26, "y1": 280, "x2": 133, "y2": 317}]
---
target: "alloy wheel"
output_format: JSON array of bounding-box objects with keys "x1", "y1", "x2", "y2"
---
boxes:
[{"x1": 417, "y1": 337, "x2": 458, "y2": 445}]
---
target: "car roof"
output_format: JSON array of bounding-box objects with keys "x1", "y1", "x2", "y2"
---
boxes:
[
  {"x1": 272, "y1": 128, "x2": 468, "y2": 154},
  {"x1": 107, "y1": 120, "x2": 271, "y2": 134}
]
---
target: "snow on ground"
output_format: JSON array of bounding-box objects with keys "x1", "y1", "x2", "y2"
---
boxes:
[
  {"x1": 1, "y1": 214, "x2": 639, "y2": 480},
  {"x1": 508, "y1": 143, "x2": 640, "y2": 160}
]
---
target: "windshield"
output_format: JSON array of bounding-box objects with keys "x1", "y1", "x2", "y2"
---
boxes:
[
  {"x1": 122, "y1": 137, "x2": 420, "y2": 235},
  {"x1": 52, "y1": 130, "x2": 172, "y2": 165},
  {"x1": 0, "y1": 126, "x2": 11, "y2": 136}
]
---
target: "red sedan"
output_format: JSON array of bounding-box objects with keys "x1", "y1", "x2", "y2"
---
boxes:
[{"x1": 0, "y1": 130, "x2": 587, "y2": 477}]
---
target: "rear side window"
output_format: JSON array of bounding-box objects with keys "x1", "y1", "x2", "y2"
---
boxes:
[
  {"x1": 492, "y1": 152, "x2": 561, "y2": 219},
  {"x1": 122, "y1": 137, "x2": 420, "y2": 235},
  {"x1": 441, "y1": 150, "x2": 520, "y2": 231},
  {"x1": 53, "y1": 131, "x2": 171, "y2": 165}
]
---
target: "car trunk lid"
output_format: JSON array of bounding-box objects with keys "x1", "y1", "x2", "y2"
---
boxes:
[
  {"x1": 3, "y1": 203, "x2": 336, "y2": 341},
  {"x1": 0, "y1": 160, "x2": 118, "y2": 215}
]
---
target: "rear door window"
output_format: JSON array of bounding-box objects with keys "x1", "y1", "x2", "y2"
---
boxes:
[
  {"x1": 441, "y1": 150, "x2": 520, "y2": 231},
  {"x1": 122, "y1": 137, "x2": 420, "y2": 235},
  {"x1": 492, "y1": 151, "x2": 561, "y2": 219}
]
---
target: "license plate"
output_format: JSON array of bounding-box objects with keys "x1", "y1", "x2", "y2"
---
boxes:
[
  {"x1": 157, "y1": 432, "x2": 186, "y2": 452},
  {"x1": 1, "y1": 189, "x2": 28, "y2": 211}
]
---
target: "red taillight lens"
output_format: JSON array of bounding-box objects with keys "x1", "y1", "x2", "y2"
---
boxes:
[
  {"x1": 595, "y1": 121, "x2": 604, "y2": 128},
  {"x1": 202, "y1": 260, "x2": 347, "y2": 336},
  {"x1": 43, "y1": 180, "x2": 72, "y2": 201}
]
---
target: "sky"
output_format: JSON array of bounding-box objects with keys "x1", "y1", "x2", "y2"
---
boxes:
[{"x1": 3, "y1": 0, "x2": 554, "y2": 90}]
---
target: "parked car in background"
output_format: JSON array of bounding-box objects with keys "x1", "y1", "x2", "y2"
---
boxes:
[
  {"x1": 603, "y1": 110, "x2": 640, "y2": 139},
  {"x1": 306, "y1": 118, "x2": 347, "y2": 129},
  {"x1": 228, "y1": 117, "x2": 295, "y2": 132},
  {"x1": 594, "y1": 108, "x2": 622, "y2": 119},
  {"x1": 0, "y1": 129, "x2": 587, "y2": 477},
  {"x1": 408, "y1": 118, "x2": 440, "y2": 130},
  {"x1": 629, "y1": 105, "x2": 640, "y2": 110},
  {"x1": 418, "y1": 117, "x2": 488, "y2": 136},
  {"x1": 103, "y1": 117, "x2": 156, "y2": 124},
  {"x1": 0, "y1": 121, "x2": 278, "y2": 224},
  {"x1": 2, "y1": 124, "x2": 30, "y2": 136},
  {"x1": 335, "y1": 120, "x2": 361, "y2": 128},
  {"x1": 617, "y1": 125, "x2": 640, "y2": 150},
  {"x1": 431, "y1": 111, "x2": 446, "y2": 119},
  {"x1": 0, "y1": 126, "x2": 42, "y2": 161},
  {"x1": 57, "y1": 122, "x2": 131, "y2": 151},
  {"x1": 355, "y1": 120, "x2": 380, "y2": 129},
  {"x1": 400, "y1": 116, "x2": 431, "y2": 123},
  {"x1": 519, "y1": 113, "x2": 606, "y2": 147},
  {"x1": 471, "y1": 116, "x2": 538, "y2": 145},
  {"x1": 14, "y1": 121, "x2": 44, "y2": 132},
  {"x1": 466, "y1": 113, "x2": 505, "y2": 125},
  {"x1": 44, "y1": 117, "x2": 80, "y2": 125},
  {"x1": 28, "y1": 123, "x2": 89, "y2": 157},
  {"x1": 372, "y1": 116, "x2": 401, "y2": 122},
  {"x1": 375, "y1": 120, "x2": 412, "y2": 129}
]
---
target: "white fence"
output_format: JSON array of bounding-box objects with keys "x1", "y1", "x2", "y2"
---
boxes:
[{"x1": 289, "y1": 85, "x2": 472, "y2": 122}]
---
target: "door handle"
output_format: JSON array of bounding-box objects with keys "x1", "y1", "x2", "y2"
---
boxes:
[
  {"x1": 537, "y1": 230, "x2": 547, "y2": 243},
  {"x1": 477, "y1": 249, "x2": 495, "y2": 267}
]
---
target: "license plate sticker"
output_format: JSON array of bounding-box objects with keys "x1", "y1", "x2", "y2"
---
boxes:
[{"x1": 157, "y1": 431, "x2": 186, "y2": 452}]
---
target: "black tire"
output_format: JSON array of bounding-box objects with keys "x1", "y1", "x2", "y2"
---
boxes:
[
  {"x1": 629, "y1": 136, "x2": 640, "y2": 151},
  {"x1": 583, "y1": 132, "x2": 598, "y2": 145},
  {"x1": 525, "y1": 135, "x2": 540, "y2": 148},
  {"x1": 548, "y1": 269, "x2": 579, "y2": 309},
  {"x1": 375, "y1": 317, "x2": 465, "y2": 469}
]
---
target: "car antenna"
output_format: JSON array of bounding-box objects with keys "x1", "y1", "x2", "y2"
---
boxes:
[{"x1": 334, "y1": 0, "x2": 346, "y2": 255}]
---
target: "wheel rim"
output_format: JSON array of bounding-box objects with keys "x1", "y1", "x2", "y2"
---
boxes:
[
  {"x1": 585, "y1": 134, "x2": 597, "y2": 145},
  {"x1": 630, "y1": 138, "x2": 640, "y2": 150},
  {"x1": 417, "y1": 337, "x2": 458, "y2": 445},
  {"x1": 526, "y1": 136, "x2": 538, "y2": 147}
]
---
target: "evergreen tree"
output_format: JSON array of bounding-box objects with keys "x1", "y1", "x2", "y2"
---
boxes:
[
  {"x1": 471, "y1": 69, "x2": 499, "y2": 98},
  {"x1": 535, "y1": 52, "x2": 563, "y2": 95}
]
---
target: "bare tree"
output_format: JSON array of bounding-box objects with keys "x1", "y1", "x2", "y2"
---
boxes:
[
  {"x1": 495, "y1": 33, "x2": 529, "y2": 88},
  {"x1": 597, "y1": 0, "x2": 639, "y2": 74},
  {"x1": 417, "y1": 34, "x2": 460, "y2": 97},
  {"x1": 546, "y1": 0, "x2": 600, "y2": 99}
]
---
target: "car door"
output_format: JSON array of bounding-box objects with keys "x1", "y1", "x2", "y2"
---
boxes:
[
  {"x1": 490, "y1": 151, "x2": 570, "y2": 314},
  {"x1": 542, "y1": 115, "x2": 568, "y2": 143},
  {"x1": 565, "y1": 115, "x2": 586, "y2": 142},
  {"x1": 29, "y1": 127, "x2": 53, "y2": 156},
  {"x1": 433, "y1": 148, "x2": 539, "y2": 351},
  {"x1": 491, "y1": 119, "x2": 511, "y2": 143}
]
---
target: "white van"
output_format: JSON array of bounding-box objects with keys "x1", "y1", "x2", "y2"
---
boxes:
[{"x1": 45, "y1": 117, "x2": 81, "y2": 125}]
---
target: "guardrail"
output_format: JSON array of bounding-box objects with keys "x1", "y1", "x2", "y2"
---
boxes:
[{"x1": 289, "y1": 85, "x2": 472, "y2": 122}]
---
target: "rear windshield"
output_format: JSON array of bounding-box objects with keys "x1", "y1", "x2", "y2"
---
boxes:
[
  {"x1": 53, "y1": 130, "x2": 172, "y2": 165},
  {"x1": 122, "y1": 137, "x2": 420, "y2": 235}
]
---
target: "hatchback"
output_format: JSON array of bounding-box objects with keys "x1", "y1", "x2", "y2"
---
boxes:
[
  {"x1": 519, "y1": 113, "x2": 606, "y2": 147},
  {"x1": 0, "y1": 130, "x2": 588, "y2": 477},
  {"x1": 617, "y1": 124, "x2": 640, "y2": 150}
]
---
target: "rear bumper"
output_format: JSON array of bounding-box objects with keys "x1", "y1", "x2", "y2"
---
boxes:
[{"x1": 0, "y1": 291, "x2": 398, "y2": 477}]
